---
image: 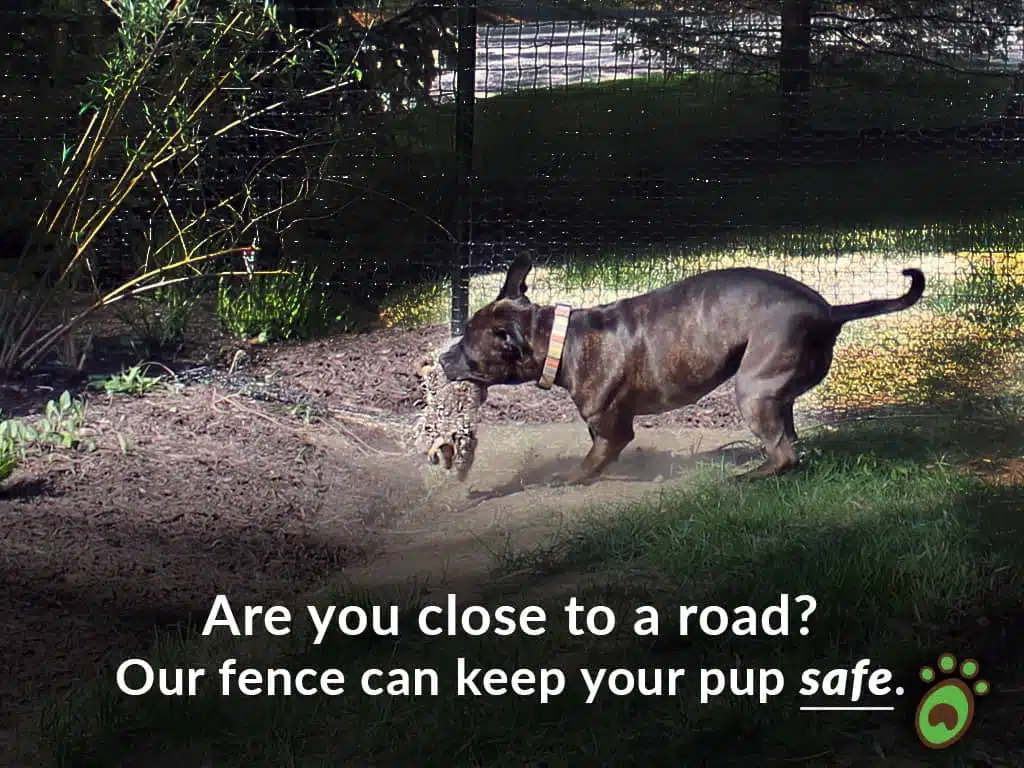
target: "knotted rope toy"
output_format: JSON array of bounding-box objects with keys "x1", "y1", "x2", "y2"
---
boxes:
[{"x1": 413, "y1": 338, "x2": 488, "y2": 482}]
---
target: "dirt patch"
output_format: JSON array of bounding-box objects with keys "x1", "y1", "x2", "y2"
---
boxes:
[
  {"x1": 968, "y1": 456, "x2": 1024, "y2": 485},
  {"x1": 0, "y1": 378, "x2": 760, "y2": 744},
  {"x1": 342, "y1": 422, "x2": 760, "y2": 595}
]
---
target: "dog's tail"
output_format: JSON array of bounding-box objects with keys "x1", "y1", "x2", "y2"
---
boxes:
[{"x1": 830, "y1": 268, "x2": 925, "y2": 327}]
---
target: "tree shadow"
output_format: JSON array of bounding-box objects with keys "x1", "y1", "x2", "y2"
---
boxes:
[
  {"x1": 0, "y1": 476, "x2": 53, "y2": 500},
  {"x1": 804, "y1": 400, "x2": 1024, "y2": 468}
]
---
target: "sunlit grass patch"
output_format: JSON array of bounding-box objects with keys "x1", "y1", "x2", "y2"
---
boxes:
[
  {"x1": 378, "y1": 244, "x2": 960, "y2": 329},
  {"x1": 813, "y1": 310, "x2": 1017, "y2": 411},
  {"x1": 379, "y1": 214, "x2": 1024, "y2": 330}
]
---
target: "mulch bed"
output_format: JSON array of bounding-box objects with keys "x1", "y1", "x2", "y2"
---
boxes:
[{"x1": 0, "y1": 380, "x2": 420, "y2": 723}]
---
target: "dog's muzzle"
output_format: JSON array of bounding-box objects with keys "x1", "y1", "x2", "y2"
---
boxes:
[{"x1": 438, "y1": 342, "x2": 467, "y2": 382}]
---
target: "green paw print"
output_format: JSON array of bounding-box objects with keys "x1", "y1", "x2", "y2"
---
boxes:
[{"x1": 914, "y1": 653, "x2": 990, "y2": 750}]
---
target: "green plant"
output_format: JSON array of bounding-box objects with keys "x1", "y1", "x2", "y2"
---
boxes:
[
  {"x1": 126, "y1": 281, "x2": 203, "y2": 354},
  {"x1": 29, "y1": 391, "x2": 90, "y2": 450},
  {"x1": 0, "y1": 415, "x2": 23, "y2": 482},
  {"x1": 0, "y1": 392, "x2": 92, "y2": 484},
  {"x1": 90, "y1": 363, "x2": 168, "y2": 396},
  {"x1": 0, "y1": 447, "x2": 19, "y2": 482},
  {"x1": 216, "y1": 266, "x2": 346, "y2": 342}
]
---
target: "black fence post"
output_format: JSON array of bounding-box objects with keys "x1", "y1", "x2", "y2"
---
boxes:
[{"x1": 451, "y1": 0, "x2": 477, "y2": 337}]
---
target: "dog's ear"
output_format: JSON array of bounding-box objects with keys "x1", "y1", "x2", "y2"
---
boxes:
[{"x1": 497, "y1": 254, "x2": 533, "y2": 302}]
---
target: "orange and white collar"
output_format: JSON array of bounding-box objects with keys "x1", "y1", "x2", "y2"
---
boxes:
[{"x1": 538, "y1": 304, "x2": 572, "y2": 390}]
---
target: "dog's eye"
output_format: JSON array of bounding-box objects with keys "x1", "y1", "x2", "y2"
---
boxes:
[{"x1": 493, "y1": 328, "x2": 508, "y2": 342}]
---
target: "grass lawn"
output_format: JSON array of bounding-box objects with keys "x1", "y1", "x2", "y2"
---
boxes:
[
  {"x1": 379, "y1": 232, "x2": 1024, "y2": 328},
  {"x1": 30, "y1": 411, "x2": 1024, "y2": 766}
]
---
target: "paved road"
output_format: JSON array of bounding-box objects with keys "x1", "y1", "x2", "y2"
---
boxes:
[
  {"x1": 432, "y1": 18, "x2": 1024, "y2": 101},
  {"x1": 433, "y1": 20, "x2": 664, "y2": 99}
]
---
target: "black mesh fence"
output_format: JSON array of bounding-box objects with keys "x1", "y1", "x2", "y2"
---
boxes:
[{"x1": 1, "y1": 2, "x2": 1023, "y2": 413}]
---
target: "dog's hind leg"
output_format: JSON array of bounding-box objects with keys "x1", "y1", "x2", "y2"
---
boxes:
[
  {"x1": 734, "y1": 317, "x2": 836, "y2": 478},
  {"x1": 782, "y1": 401, "x2": 798, "y2": 443},
  {"x1": 561, "y1": 411, "x2": 635, "y2": 485},
  {"x1": 735, "y1": 394, "x2": 799, "y2": 480}
]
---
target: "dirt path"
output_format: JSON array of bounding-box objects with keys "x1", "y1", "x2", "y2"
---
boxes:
[
  {"x1": 0, "y1": 381, "x2": 757, "y2": 716},
  {"x1": 344, "y1": 421, "x2": 759, "y2": 595}
]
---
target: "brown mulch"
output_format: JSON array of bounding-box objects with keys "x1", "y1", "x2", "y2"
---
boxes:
[
  {"x1": 969, "y1": 457, "x2": 1024, "y2": 485},
  {"x1": 0, "y1": 383, "x2": 420, "y2": 721}
]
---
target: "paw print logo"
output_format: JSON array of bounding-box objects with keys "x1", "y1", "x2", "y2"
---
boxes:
[{"x1": 914, "y1": 653, "x2": 991, "y2": 750}]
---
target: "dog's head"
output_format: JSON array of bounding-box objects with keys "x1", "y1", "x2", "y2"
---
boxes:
[{"x1": 438, "y1": 254, "x2": 539, "y2": 386}]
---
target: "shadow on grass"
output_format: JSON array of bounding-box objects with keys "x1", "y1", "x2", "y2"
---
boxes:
[
  {"x1": 23, "y1": 415, "x2": 1024, "y2": 767},
  {"x1": 803, "y1": 400, "x2": 1024, "y2": 468}
]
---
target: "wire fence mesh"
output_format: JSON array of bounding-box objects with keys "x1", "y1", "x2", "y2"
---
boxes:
[{"x1": 0, "y1": 1, "x2": 1022, "y2": 416}]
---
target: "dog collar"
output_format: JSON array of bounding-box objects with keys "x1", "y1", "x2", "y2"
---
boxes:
[{"x1": 538, "y1": 303, "x2": 572, "y2": 390}]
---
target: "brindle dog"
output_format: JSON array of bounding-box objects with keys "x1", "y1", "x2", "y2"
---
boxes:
[{"x1": 439, "y1": 255, "x2": 925, "y2": 484}]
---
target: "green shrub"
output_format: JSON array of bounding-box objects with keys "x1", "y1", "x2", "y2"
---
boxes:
[
  {"x1": 126, "y1": 282, "x2": 203, "y2": 354},
  {"x1": 216, "y1": 267, "x2": 351, "y2": 343}
]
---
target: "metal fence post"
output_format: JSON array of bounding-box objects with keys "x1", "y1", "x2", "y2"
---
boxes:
[{"x1": 451, "y1": 0, "x2": 477, "y2": 337}]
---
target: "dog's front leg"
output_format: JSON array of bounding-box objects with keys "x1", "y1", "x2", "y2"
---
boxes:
[{"x1": 557, "y1": 411, "x2": 635, "y2": 486}]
